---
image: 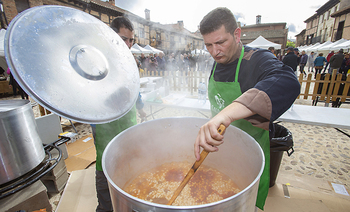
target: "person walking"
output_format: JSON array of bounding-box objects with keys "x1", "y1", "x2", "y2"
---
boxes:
[
  {"x1": 194, "y1": 7, "x2": 300, "y2": 211},
  {"x1": 299, "y1": 50, "x2": 308, "y2": 76},
  {"x1": 307, "y1": 51, "x2": 315, "y2": 72},
  {"x1": 314, "y1": 53, "x2": 327, "y2": 79},
  {"x1": 282, "y1": 47, "x2": 299, "y2": 74},
  {"x1": 91, "y1": 16, "x2": 146, "y2": 212},
  {"x1": 329, "y1": 49, "x2": 344, "y2": 74},
  {"x1": 323, "y1": 51, "x2": 334, "y2": 73}
]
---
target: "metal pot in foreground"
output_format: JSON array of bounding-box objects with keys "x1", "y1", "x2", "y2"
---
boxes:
[
  {"x1": 0, "y1": 100, "x2": 45, "y2": 185},
  {"x1": 102, "y1": 117, "x2": 265, "y2": 212}
]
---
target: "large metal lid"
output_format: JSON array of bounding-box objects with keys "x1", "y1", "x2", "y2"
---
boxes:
[{"x1": 4, "y1": 5, "x2": 140, "y2": 124}]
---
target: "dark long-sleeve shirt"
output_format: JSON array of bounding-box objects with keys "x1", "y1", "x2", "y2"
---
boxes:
[
  {"x1": 282, "y1": 52, "x2": 299, "y2": 71},
  {"x1": 210, "y1": 45, "x2": 300, "y2": 131}
]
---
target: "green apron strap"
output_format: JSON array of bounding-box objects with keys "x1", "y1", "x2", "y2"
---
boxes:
[{"x1": 208, "y1": 45, "x2": 270, "y2": 210}]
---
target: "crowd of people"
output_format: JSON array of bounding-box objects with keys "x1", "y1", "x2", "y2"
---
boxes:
[
  {"x1": 133, "y1": 52, "x2": 214, "y2": 75},
  {"x1": 134, "y1": 45, "x2": 350, "y2": 79},
  {"x1": 279, "y1": 47, "x2": 350, "y2": 78}
]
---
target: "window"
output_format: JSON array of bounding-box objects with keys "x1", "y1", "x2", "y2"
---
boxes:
[
  {"x1": 139, "y1": 28, "x2": 144, "y2": 39},
  {"x1": 335, "y1": 21, "x2": 344, "y2": 40},
  {"x1": 327, "y1": 11, "x2": 330, "y2": 20}
]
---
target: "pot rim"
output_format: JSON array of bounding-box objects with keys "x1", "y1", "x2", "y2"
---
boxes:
[{"x1": 102, "y1": 117, "x2": 265, "y2": 209}]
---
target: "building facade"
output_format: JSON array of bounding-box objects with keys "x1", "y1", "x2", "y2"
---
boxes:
[
  {"x1": 0, "y1": 0, "x2": 203, "y2": 55},
  {"x1": 331, "y1": 0, "x2": 350, "y2": 40},
  {"x1": 303, "y1": 0, "x2": 340, "y2": 45},
  {"x1": 240, "y1": 16, "x2": 288, "y2": 53}
]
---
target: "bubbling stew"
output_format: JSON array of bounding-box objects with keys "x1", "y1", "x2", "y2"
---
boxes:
[{"x1": 123, "y1": 162, "x2": 241, "y2": 206}]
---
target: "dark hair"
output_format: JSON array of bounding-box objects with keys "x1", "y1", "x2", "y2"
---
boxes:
[
  {"x1": 110, "y1": 16, "x2": 134, "y2": 33},
  {"x1": 199, "y1": 7, "x2": 237, "y2": 35}
]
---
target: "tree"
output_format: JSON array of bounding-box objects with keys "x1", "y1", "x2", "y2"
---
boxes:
[{"x1": 286, "y1": 40, "x2": 295, "y2": 48}]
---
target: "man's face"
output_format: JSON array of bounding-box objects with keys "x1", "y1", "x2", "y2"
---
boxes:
[
  {"x1": 203, "y1": 25, "x2": 240, "y2": 64},
  {"x1": 117, "y1": 27, "x2": 134, "y2": 49}
]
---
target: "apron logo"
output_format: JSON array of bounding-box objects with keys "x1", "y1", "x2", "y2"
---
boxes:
[{"x1": 214, "y1": 94, "x2": 225, "y2": 110}]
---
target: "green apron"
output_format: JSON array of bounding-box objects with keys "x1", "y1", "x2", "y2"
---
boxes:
[
  {"x1": 94, "y1": 106, "x2": 137, "y2": 171},
  {"x1": 208, "y1": 46, "x2": 270, "y2": 210}
]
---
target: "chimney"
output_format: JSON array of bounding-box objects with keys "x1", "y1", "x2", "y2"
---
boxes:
[
  {"x1": 256, "y1": 15, "x2": 261, "y2": 24},
  {"x1": 108, "y1": 0, "x2": 115, "y2": 6},
  {"x1": 145, "y1": 9, "x2": 150, "y2": 21},
  {"x1": 178, "y1": 21, "x2": 184, "y2": 29}
]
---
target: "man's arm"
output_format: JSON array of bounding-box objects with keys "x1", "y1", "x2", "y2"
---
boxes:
[{"x1": 194, "y1": 101, "x2": 255, "y2": 160}]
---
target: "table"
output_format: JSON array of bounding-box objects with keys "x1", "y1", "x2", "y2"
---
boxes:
[
  {"x1": 277, "y1": 104, "x2": 350, "y2": 130},
  {"x1": 140, "y1": 77, "x2": 163, "y2": 86},
  {"x1": 144, "y1": 95, "x2": 350, "y2": 130}
]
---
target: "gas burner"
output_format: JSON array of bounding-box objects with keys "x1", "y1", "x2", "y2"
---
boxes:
[{"x1": 0, "y1": 137, "x2": 70, "y2": 199}]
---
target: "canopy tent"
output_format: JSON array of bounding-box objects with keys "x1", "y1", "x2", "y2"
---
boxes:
[
  {"x1": 309, "y1": 41, "x2": 332, "y2": 52},
  {"x1": 191, "y1": 49, "x2": 209, "y2": 55},
  {"x1": 318, "y1": 39, "x2": 348, "y2": 51},
  {"x1": 131, "y1": 43, "x2": 152, "y2": 54},
  {"x1": 144, "y1": 45, "x2": 163, "y2": 54},
  {"x1": 130, "y1": 46, "x2": 142, "y2": 54},
  {"x1": 297, "y1": 45, "x2": 308, "y2": 51},
  {"x1": 246, "y1": 35, "x2": 282, "y2": 49},
  {"x1": 301, "y1": 42, "x2": 320, "y2": 52},
  {"x1": 330, "y1": 39, "x2": 350, "y2": 51}
]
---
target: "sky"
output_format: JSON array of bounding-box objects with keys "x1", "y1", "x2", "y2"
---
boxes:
[{"x1": 114, "y1": 0, "x2": 330, "y2": 39}]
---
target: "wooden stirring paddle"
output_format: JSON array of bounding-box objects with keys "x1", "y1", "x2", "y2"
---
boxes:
[{"x1": 167, "y1": 124, "x2": 226, "y2": 205}]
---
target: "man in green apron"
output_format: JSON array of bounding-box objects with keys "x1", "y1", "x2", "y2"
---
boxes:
[
  {"x1": 91, "y1": 16, "x2": 146, "y2": 212},
  {"x1": 194, "y1": 8, "x2": 300, "y2": 210}
]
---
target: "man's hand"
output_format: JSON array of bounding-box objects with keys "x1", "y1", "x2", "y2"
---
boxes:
[{"x1": 194, "y1": 102, "x2": 255, "y2": 161}]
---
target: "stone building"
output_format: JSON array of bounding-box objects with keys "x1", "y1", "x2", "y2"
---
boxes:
[
  {"x1": 295, "y1": 29, "x2": 306, "y2": 47},
  {"x1": 331, "y1": 0, "x2": 350, "y2": 40},
  {"x1": 0, "y1": 0, "x2": 203, "y2": 55},
  {"x1": 303, "y1": 0, "x2": 340, "y2": 45},
  {"x1": 240, "y1": 15, "x2": 288, "y2": 52}
]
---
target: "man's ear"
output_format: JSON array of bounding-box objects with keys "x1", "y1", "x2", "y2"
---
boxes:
[{"x1": 234, "y1": 28, "x2": 241, "y2": 44}]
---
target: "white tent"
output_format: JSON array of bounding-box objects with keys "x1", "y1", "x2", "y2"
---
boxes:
[
  {"x1": 318, "y1": 39, "x2": 347, "y2": 51},
  {"x1": 302, "y1": 42, "x2": 320, "y2": 52},
  {"x1": 246, "y1": 35, "x2": 282, "y2": 49},
  {"x1": 130, "y1": 46, "x2": 142, "y2": 54},
  {"x1": 310, "y1": 41, "x2": 332, "y2": 52},
  {"x1": 144, "y1": 45, "x2": 163, "y2": 54},
  {"x1": 191, "y1": 49, "x2": 209, "y2": 55},
  {"x1": 131, "y1": 43, "x2": 152, "y2": 54},
  {"x1": 330, "y1": 39, "x2": 350, "y2": 51}
]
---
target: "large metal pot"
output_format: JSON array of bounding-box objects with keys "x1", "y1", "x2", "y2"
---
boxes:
[
  {"x1": 103, "y1": 117, "x2": 264, "y2": 212},
  {"x1": 0, "y1": 99, "x2": 45, "y2": 185}
]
